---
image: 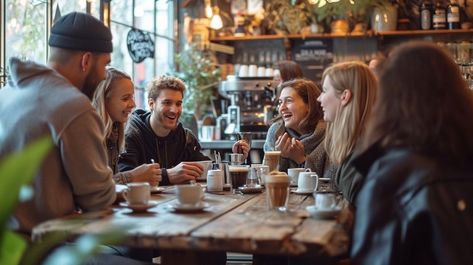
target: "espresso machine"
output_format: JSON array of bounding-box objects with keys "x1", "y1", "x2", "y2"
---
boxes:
[{"x1": 218, "y1": 77, "x2": 276, "y2": 139}]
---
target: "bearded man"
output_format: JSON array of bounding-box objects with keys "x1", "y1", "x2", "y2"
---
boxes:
[{"x1": 0, "y1": 12, "x2": 115, "y2": 234}]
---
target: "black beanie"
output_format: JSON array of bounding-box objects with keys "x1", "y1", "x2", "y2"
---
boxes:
[{"x1": 48, "y1": 12, "x2": 113, "y2": 53}]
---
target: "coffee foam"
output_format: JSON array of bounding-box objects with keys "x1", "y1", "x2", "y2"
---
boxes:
[
  {"x1": 229, "y1": 166, "x2": 249, "y2": 172},
  {"x1": 265, "y1": 173, "x2": 290, "y2": 183}
]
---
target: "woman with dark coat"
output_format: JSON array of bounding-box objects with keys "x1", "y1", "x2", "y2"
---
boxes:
[{"x1": 351, "y1": 41, "x2": 473, "y2": 265}]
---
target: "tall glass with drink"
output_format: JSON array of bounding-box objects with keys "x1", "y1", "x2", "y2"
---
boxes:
[
  {"x1": 262, "y1": 150, "x2": 281, "y2": 172},
  {"x1": 228, "y1": 165, "x2": 249, "y2": 190},
  {"x1": 264, "y1": 171, "x2": 290, "y2": 210}
]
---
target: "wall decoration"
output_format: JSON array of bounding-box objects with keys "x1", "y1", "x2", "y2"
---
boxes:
[{"x1": 126, "y1": 28, "x2": 155, "y2": 63}]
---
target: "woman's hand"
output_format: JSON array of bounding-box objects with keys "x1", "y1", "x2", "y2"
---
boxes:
[
  {"x1": 129, "y1": 162, "x2": 161, "y2": 186},
  {"x1": 275, "y1": 133, "x2": 306, "y2": 164},
  {"x1": 232, "y1": 140, "x2": 250, "y2": 160}
]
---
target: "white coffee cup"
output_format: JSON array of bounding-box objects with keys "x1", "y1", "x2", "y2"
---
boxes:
[
  {"x1": 194, "y1": 160, "x2": 212, "y2": 179},
  {"x1": 287, "y1": 168, "x2": 306, "y2": 186},
  {"x1": 315, "y1": 192, "x2": 337, "y2": 209},
  {"x1": 176, "y1": 184, "x2": 203, "y2": 206},
  {"x1": 207, "y1": 169, "x2": 224, "y2": 192},
  {"x1": 265, "y1": 68, "x2": 274, "y2": 77},
  {"x1": 257, "y1": 66, "x2": 266, "y2": 77},
  {"x1": 297, "y1": 171, "x2": 318, "y2": 192},
  {"x1": 123, "y1": 182, "x2": 150, "y2": 205},
  {"x1": 239, "y1": 64, "x2": 249, "y2": 77},
  {"x1": 248, "y1": 64, "x2": 258, "y2": 77}
]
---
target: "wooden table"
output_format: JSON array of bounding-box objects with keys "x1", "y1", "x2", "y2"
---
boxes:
[{"x1": 32, "y1": 187, "x2": 349, "y2": 264}]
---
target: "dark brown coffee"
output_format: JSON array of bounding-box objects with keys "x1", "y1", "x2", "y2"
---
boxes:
[{"x1": 229, "y1": 166, "x2": 249, "y2": 189}]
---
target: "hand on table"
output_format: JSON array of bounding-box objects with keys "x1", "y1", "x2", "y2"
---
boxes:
[
  {"x1": 129, "y1": 162, "x2": 161, "y2": 186},
  {"x1": 275, "y1": 133, "x2": 306, "y2": 164},
  {"x1": 232, "y1": 140, "x2": 250, "y2": 160},
  {"x1": 167, "y1": 162, "x2": 204, "y2": 184}
]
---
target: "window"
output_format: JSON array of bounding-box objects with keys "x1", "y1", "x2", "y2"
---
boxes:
[
  {"x1": 1, "y1": 0, "x2": 175, "y2": 96},
  {"x1": 110, "y1": 0, "x2": 175, "y2": 109}
]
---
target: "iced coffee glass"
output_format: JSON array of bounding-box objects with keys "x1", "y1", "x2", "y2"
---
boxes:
[
  {"x1": 263, "y1": 150, "x2": 281, "y2": 172},
  {"x1": 265, "y1": 171, "x2": 290, "y2": 210}
]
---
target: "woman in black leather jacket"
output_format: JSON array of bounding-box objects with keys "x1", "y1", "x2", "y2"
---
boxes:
[{"x1": 351, "y1": 41, "x2": 473, "y2": 265}]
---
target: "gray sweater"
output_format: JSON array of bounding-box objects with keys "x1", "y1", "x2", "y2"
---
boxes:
[
  {"x1": 0, "y1": 58, "x2": 115, "y2": 232},
  {"x1": 264, "y1": 121, "x2": 336, "y2": 178}
]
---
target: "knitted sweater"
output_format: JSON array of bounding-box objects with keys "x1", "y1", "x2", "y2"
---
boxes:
[{"x1": 264, "y1": 121, "x2": 336, "y2": 178}]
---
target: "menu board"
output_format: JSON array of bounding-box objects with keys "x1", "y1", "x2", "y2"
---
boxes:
[
  {"x1": 291, "y1": 39, "x2": 333, "y2": 84},
  {"x1": 127, "y1": 29, "x2": 155, "y2": 63}
]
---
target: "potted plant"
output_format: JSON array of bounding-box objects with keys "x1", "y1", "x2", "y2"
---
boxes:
[
  {"x1": 170, "y1": 43, "x2": 221, "y2": 134},
  {"x1": 265, "y1": 0, "x2": 311, "y2": 35},
  {"x1": 369, "y1": 0, "x2": 398, "y2": 32},
  {"x1": 307, "y1": 0, "x2": 354, "y2": 34}
]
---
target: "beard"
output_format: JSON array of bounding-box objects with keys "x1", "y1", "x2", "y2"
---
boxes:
[{"x1": 82, "y1": 63, "x2": 103, "y2": 100}]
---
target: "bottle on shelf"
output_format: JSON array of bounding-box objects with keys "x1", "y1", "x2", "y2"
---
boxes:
[
  {"x1": 433, "y1": 1, "x2": 447, "y2": 29},
  {"x1": 447, "y1": 0, "x2": 461, "y2": 29},
  {"x1": 421, "y1": 0, "x2": 433, "y2": 30}
]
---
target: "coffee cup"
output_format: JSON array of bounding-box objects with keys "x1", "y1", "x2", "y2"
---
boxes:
[
  {"x1": 314, "y1": 191, "x2": 338, "y2": 209},
  {"x1": 265, "y1": 171, "x2": 290, "y2": 210},
  {"x1": 195, "y1": 160, "x2": 212, "y2": 179},
  {"x1": 264, "y1": 68, "x2": 274, "y2": 77},
  {"x1": 297, "y1": 171, "x2": 318, "y2": 192},
  {"x1": 257, "y1": 66, "x2": 266, "y2": 77},
  {"x1": 248, "y1": 64, "x2": 258, "y2": 77},
  {"x1": 263, "y1": 151, "x2": 281, "y2": 172},
  {"x1": 229, "y1": 165, "x2": 249, "y2": 189},
  {"x1": 238, "y1": 64, "x2": 249, "y2": 77},
  {"x1": 176, "y1": 184, "x2": 203, "y2": 206},
  {"x1": 287, "y1": 168, "x2": 306, "y2": 186},
  {"x1": 207, "y1": 169, "x2": 224, "y2": 192},
  {"x1": 123, "y1": 182, "x2": 150, "y2": 205}
]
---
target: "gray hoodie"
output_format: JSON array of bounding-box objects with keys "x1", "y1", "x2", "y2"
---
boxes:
[{"x1": 0, "y1": 57, "x2": 115, "y2": 233}]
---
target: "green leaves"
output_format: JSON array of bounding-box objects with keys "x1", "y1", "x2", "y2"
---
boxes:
[
  {"x1": 0, "y1": 137, "x2": 52, "y2": 265},
  {"x1": 171, "y1": 44, "x2": 221, "y2": 119},
  {"x1": 0, "y1": 231, "x2": 28, "y2": 265}
]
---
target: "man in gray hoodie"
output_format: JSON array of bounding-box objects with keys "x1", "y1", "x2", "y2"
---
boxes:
[{"x1": 0, "y1": 12, "x2": 115, "y2": 234}]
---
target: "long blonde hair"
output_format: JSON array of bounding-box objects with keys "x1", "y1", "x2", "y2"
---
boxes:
[
  {"x1": 92, "y1": 68, "x2": 132, "y2": 151},
  {"x1": 323, "y1": 61, "x2": 377, "y2": 164}
]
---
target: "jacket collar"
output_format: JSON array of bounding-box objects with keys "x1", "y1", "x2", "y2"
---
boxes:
[{"x1": 352, "y1": 141, "x2": 386, "y2": 176}]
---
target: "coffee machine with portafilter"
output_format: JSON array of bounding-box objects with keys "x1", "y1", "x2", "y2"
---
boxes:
[{"x1": 218, "y1": 77, "x2": 276, "y2": 139}]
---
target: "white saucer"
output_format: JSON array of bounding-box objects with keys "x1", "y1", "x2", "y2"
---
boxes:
[
  {"x1": 120, "y1": 201, "x2": 158, "y2": 212},
  {"x1": 291, "y1": 188, "x2": 313, "y2": 195},
  {"x1": 166, "y1": 202, "x2": 209, "y2": 213},
  {"x1": 150, "y1": 186, "x2": 165, "y2": 194},
  {"x1": 306, "y1": 205, "x2": 341, "y2": 219}
]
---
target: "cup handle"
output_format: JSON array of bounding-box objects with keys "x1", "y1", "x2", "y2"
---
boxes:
[
  {"x1": 122, "y1": 188, "x2": 129, "y2": 202},
  {"x1": 311, "y1": 173, "x2": 319, "y2": 191}
]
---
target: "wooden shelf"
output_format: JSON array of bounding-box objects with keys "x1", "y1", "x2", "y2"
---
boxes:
[{"x1": 210, "y1": 29, "x2": 473, "y2": 42}]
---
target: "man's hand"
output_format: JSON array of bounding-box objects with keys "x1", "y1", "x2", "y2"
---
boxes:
[
  {"x1": 130, "y1": 162, "x2": 162, "y2": 186},
  {"x1": 232, "y1": 140, "x2": 250, "y2": 160},
  {"x1": 167, "y1": 162, "x2": 204, "y2": 184},
  {"x1": 275, "y1": 133, "x2": 306, "y2": 164}
]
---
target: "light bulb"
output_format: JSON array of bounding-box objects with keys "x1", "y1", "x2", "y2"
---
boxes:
[{"x1": 210, "y1": 14, "x2": 223, "y2": 30}]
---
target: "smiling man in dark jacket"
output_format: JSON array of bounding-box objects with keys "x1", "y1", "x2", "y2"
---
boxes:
[{"x1": 118, "y1": 75, "x2": 209, "y2": 185}]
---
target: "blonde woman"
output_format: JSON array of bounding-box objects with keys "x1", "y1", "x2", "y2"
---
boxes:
[
  {"x1": 317, "y1": 61, "x2": 377, "y2": 206},
  {"x1": 93, "y1": 68, "x2": 161, "y2": 185}
]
